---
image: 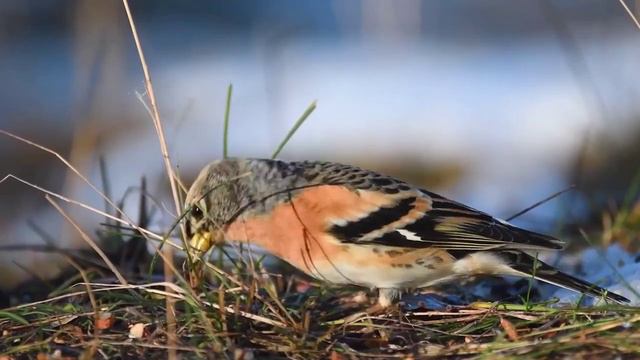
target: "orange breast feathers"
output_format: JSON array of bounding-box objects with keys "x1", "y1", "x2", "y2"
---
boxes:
[{"x1": 223, "y1": 185, "x2": 430, "y2": 276}]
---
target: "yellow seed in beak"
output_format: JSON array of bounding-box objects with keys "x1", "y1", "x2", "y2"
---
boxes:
[
  {"x1": 185, "y1": 230, "x2": 223, "y2": 288},
  {"x1": 189, "y1": 231, "x2": 213, "y2": 254},
  {"x1": 188, "y1": 230, "x2": 224, "y2": 256}
]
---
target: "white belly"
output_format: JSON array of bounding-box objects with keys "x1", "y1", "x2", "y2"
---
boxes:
[
  {"x1": 304, "y1": 243, "x2": 456, "y2": 289},
  {"x1": 304, "y1": 246, "x2": 513, "y2": 290},
  {"x1": 312, "y1": 262, "x2": 452, "y2": 289}
]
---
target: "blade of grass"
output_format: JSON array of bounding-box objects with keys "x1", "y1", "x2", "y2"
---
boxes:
[
  {"x1": 223, "y1": 83, "x2": 233, "y2": 158},
  {"x1": 621, "y1": 166, "x2": 640, "y2": 210},
  {"x1": 507, "y1": 185, "x2": 575, "y2": 221},
  {"x1": 0, "y1": 311, "x2": 29, "y2": 325},
  {"x1": 578, "y1": 229, "x2": 640, "y2": 300},
  {"x1": 271, "y1": 100, "x2": 317, "y2": 159},
  {"x1": 524, "y1": 252, "x2": 540, "y2": 310}
]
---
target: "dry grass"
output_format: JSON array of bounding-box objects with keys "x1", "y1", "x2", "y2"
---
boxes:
[{"x1": 0, "y1": 258, "x2": 639, "y2": 359}]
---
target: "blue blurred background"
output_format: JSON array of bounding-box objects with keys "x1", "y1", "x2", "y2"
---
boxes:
[{"x1": 1, "y1": 0, "x2": 639, "y2": 290}]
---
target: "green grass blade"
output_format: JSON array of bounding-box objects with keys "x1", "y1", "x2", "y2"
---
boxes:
[
  {"x1": 222, "y1": 84, "x2": 233, "y2": 159},
  {"x1": 524, "y1": 252, "x2": 539, "y2": 310},
  {"x1": 0, "y1": 310, "x2": 29, "y2": 325},
  {"x1": 621, "y1": 166, "x2": 640, "y2": 210},
  {"x1": 271, "y1": 100, "x2": 317, "y2": 159},
  {"x1": 579, "y1": 229, "x2": 640, "y2": 300},
  {"x1": 223, "y1": 84, "x2": 233, "y2": 159}
]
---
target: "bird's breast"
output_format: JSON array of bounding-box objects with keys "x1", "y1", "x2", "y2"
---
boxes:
[{"x1": 224, "y1": 184, "x2": 455, "y2": 288}]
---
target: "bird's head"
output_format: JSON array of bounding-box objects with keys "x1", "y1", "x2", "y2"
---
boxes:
[{"x1": 183, "y1": 159, "x2": 248, "y2": 257}]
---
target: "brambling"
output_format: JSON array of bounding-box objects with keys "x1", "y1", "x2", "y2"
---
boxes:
[{"x1": 184, "y1": 158, "x2": 629, "y2": 309}]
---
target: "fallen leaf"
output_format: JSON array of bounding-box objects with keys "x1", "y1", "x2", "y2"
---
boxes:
[
  {"x1": 128, "y1": 323, "x2": 147, "y2": 339},
  {"x1": 500, "y1": 317, "x2": 519, "y2": 341},
  {"x1": 50, "y1": 315, "x2": 78, "y2": 328}
]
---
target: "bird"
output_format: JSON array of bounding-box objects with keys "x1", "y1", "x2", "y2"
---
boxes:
[{"x1": 183, "y1": 158, "x2": 630, "y2": 311}]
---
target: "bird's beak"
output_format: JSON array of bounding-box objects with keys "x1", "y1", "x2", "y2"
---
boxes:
[
  {"x1": 185, "y1": 229, "x2": 224, "y2": 289},
  {"x1": 188, "y1": 229, "x2": 224, "y2": 258}
]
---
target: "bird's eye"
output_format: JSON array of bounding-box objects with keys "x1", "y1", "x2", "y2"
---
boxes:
[{"x1": 192, "y1": 205, "x2": 203, "y2": 220}]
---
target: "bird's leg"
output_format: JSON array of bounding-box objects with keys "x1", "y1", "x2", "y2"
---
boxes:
[{"x1": 342, "y1": 288, "x2": 401, "y2": 323}]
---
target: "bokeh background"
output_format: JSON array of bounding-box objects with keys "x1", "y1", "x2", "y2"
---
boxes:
[{"x1": 1, "y1": 1, "x2": 639, "y2": 293}]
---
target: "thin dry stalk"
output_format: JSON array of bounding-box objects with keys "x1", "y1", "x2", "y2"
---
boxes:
[
  {"x1": 46, "y1": 195, "x2": 128, "y2": 286},
  {"x1": 64, "y1": 256, "x2": 99, "y2": 321},
  {"x1": 64, "y1": 256, "x2": 101, "y2": 358},
  {"x1": 151, "y1": 243, "x2": 223, "y2": 348},
  {"x1": 619, "y1": 0, "x2": 640, "y2": 30},
  {"x1": 0, "y1": 174, "x2": 171, "y2": 245},
  {"x1": 202, "y1": 260, "x2": 295, "y2": 326},
  {"x1": 84, "y1": 341, "x2": 206, "y2": 355},
  {"x1": 119, "y1": 3, "x2": 183, "y2": 220},
  {"x1": 121, "y1": 2, "x2": 183, "y2": 355},
  {"x1": 7, "y1": 279, "x2": 288, "y2": 329},
  {"x1": 0, "y1": 131, "x2": 165, "y2": 255},
  {"x1": 0, "y1": 130, "x2": 141, "y2": 223},
  {"x1": 226, "y1": 242, "x2": 297, "y2": 327}
]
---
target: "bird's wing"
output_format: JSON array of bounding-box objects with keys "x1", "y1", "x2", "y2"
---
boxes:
[
  {"x1": 295, "y1": 161, "x2": 565, "y2": 251},
  {"x1": 328, "y1": 188, "x2": 565, "y2": 251}
]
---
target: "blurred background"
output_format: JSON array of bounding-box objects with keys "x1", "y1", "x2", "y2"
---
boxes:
[{"x1": 1, "y1": 1, "x2": 639, "y2": 294}]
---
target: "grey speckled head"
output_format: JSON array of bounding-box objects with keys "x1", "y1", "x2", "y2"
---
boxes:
[{"x1": 184, "y1": 159, "x2": 244, "y2": 243}]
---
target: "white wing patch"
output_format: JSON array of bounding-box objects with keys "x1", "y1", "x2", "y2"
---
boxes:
[
  {"x1": 396, "y1": 229, "x2": 423, "y2": 241},
  {"x1": 329, "y1": 218, "x2": 349, "y2": 227}
]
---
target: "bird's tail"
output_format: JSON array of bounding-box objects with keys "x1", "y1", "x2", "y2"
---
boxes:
[{"x1": 502, "y1": 251, "x2": 630, "y2": 304}]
